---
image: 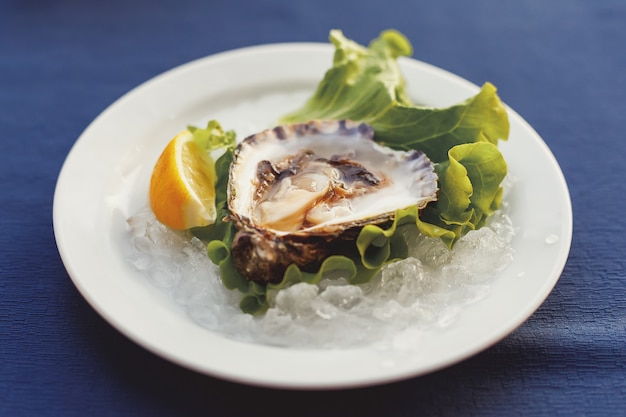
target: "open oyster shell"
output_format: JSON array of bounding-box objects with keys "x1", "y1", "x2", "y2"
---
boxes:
[{"x1": 227, "y1": 120, "x2": 438, "y2": 283}]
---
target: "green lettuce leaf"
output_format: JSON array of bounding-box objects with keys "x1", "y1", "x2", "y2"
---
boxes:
[
  {"x1": 188, "y1": 120, "x2": 236, "y2": 152},
  {"x1": 418, "y1": 142, "x2": 507, "y2": 247},
  {"x1": 280, "y1": 30, "x2": 508, "y2": 162}
]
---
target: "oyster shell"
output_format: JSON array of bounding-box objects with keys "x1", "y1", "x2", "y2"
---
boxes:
[{"x1": 228, "y1": 120, "x2": 438, "y2": 283}]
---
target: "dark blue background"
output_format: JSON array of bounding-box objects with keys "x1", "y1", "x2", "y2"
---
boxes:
[{"x1": 1, "y1": 0, "x2": 624, "y2": 415}]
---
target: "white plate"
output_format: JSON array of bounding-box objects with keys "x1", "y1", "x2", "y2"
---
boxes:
[{"x1": 53, "y1": 43, "x2": 572, "y2": 389}]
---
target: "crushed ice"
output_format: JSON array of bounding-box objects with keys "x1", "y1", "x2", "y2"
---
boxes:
[{"x1": 125, "y1": 200, "x2": 515, "y2": 349}]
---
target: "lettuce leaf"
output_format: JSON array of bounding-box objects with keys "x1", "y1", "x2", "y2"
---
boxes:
[
  {"x1": 418, "y1": 142, "x2": 507, "y2": 247},
  {"x1": 281, "y1": 31, "x2": 508, "y2": 161},
  {"x1": 281, "y1": 30, "x2": 413, "y2": 123},
  {"x1": 188, "y1": 120, "x2": 236, "y2": 152}
]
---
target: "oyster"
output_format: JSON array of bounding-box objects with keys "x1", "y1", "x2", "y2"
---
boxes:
[{"x1": 228, "y1": 120, "x2": 438, "y2": 283}]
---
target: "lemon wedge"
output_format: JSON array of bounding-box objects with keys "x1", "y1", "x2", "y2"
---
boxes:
[{"x1": 149, "y1": 130, "x2": 217, "y2": 230}]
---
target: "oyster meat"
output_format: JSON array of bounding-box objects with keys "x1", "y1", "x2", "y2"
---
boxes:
[{"x1": 228, "y1": 120, "x2": 438, "y2": 283}]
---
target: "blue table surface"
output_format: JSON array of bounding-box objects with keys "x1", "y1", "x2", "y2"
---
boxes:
[{"x1": 2, "y1": 0, "x2": 625, "y2": 415}]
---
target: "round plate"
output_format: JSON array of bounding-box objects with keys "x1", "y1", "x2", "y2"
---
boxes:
[{"x1": 53, "y1": 43, "x2": 572, "y2": 389}]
